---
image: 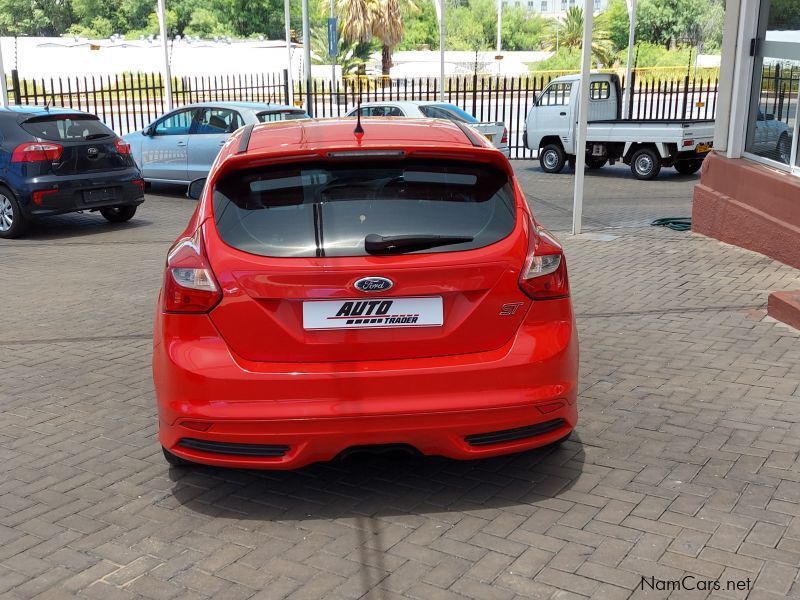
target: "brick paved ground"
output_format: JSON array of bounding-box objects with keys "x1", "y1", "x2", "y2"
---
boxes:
[{"x1": 1, "y1": 163, "x2": 799, "y2": 600}]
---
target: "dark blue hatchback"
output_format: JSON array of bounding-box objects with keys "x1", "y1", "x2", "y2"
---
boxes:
[{"x1": 0, "y1": 106, "x2": 145, "y2": 238}]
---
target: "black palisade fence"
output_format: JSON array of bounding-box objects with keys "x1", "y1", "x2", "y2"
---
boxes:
[{"x1": 9, "y1": 68, "x2": 775, "y2": 159}]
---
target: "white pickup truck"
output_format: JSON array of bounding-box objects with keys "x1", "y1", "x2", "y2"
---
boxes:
[{"x1": 524, "y1": 73, "x2": 715, "y2": 180}]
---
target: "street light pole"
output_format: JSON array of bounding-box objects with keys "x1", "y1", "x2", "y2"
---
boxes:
[
  {"x1": 302, "y1": 0, "x2": 312, "y2": 115},
  {"x1": 156, "y1": 0, "x2": 173, "y2": 111},
  {"x1": 623, "y1": 0, "x2": 636, "y2": 119},
  {"x1": 571, "y1": 0, "x2": 594, "y2": 235},
  {"x1": 496, "y1": 0, "x2": 502, "y2": 55},
  {"x1": 439, "y1": 0, "x2": 445, "y2": 102},
  {"x1": 284, "y1": 0, "x2": 294, "y2": 106},
  {"x1": 0, "y1": 39, "x2": 8, "y2": 108}
]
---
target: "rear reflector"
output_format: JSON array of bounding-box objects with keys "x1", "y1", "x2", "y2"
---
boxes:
[
  {"x1": 683, "y1": 139, "x2": 695, "y2": 147},
  {"x1": 12, "y1": 142, "x2": 63, "y2": 163},
  {"x1": 465, "y1": 419, "x2": 566, "y2": 446},
  {"x1": 178, "y1": 438, "x2": 289, "y2": 457},
  {"x1": 32, "y1": 188, "x2": 58, "y2": 205},
  {"x1": 132, "y1": 179, "x2": 145, "y2": 193}
]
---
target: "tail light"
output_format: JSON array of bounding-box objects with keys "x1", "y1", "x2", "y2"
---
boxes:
[
  {"x1": 132, "y1": 178, "x2": 145, "y2": 194},
  {"x1": 519, "y1": 223, "x2": 569, "y2": 300},
  {"x1": 11, "y1": 142, "x2": 63, "y2": 163},
  {"x1": 501, "y1": 127, "x2": 508, "y2": 145},
  {"x1": 163, "y1": 227, "x2": 222, "y2": 313},
  {"x1": 682, "y1": 139, "x2": 694, "y2": 148},
  {"x1": 115, "y1": 138, "x2": 132, "y2": 154}
]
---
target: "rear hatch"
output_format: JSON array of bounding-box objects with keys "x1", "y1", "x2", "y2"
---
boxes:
[
  {"x1": 205, "y1": 157, "x2": 531, "y2": 363},
  {"x1": 20, "y1": 114, "x2": 132, "y2": 174}
]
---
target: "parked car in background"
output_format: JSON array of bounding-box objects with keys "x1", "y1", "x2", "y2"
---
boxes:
[
  {"x1": 524, "y1": 73, "x2": 715, "y2": 179},
  {"x1": 0, "y1": 106, "x2": 145, "y2": 239},
  {"x1": 749, "y1": 108, "x2": 793, "y2": 164},
  {"x1": 123, "y1": 102, "x2": 309, "y2": 184},
  {"x1": 345, "y1": 101, "x2": 509, "y2": 152},
  {"x1": 153, "y1": 117, "x2": 577, "y2": 469}
]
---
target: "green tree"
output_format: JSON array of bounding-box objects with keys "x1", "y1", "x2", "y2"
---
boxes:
[
  {"x1": 501, "y1": 6, "x2": 547, "y2": 51},
  {"x1": 0, "y1": 0, "x2": 73, "y2": 36},
  {"x1": 600, "y1": 0, "x2": 630, "y2": 52},
  {"x1": 635, "y1": 0, "x2": 701, "y2": 49}
]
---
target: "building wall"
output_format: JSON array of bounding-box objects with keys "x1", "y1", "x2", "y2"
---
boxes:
[
  {"x1": 503, "y1": 0, "x2": 608, "y2": 18},
  {"x1": 692, "y1": 0, "x2": 800, "y2": 269}
]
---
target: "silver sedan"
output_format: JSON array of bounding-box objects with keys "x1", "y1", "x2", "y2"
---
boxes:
[{"x1": 123, "y1": 102, "x2": 308, "y2": 184}]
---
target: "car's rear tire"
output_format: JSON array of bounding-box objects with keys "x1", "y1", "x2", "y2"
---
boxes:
[
  {"x1": 630, "y1": 147, "x2": 662, "y2": 180},
  {"x1": 586, "y1": 158, "x2": 607, "y2": 169},
  {"x1": 162, "y1": 446, "x2": 193, "y2": 467},
  {"x1": 0, "y1": 186, "x2": 27, "y2": 239},
  {"x1": 100, "y1": 205, "x2": 137, "y2": 223},
  {"x1": 674, "y1": 159, "x2": 702, "y2": 175},
  {"x1": 539, "y1": 144, "x2": 566, "y2": 173}
]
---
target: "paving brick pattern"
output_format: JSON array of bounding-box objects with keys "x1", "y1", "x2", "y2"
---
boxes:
[{"x1": 1, "y1": 163, "x2": 799, "y2": 599}]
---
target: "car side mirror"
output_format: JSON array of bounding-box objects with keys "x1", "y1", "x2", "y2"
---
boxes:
[
  {"x1": 143, "y1": 126, "x2": 153, "y2": 136},
  {"x1": 765, "y1": 113, "x2": 775, "y2": 121},
  {"x1": 187, "y1": 178, "x2": 206, "y2": 200}
]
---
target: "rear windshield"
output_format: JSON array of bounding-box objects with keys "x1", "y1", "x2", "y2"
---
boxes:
[
  {"x1": 21, "y1": 116, "x2": 115, "y2": 141},
  {"x1": 256, "y1": 110, "x2": 309, "y2": 123},
  {"x1": 213, "y1": 160, "x2": 515, "y2": 258}
]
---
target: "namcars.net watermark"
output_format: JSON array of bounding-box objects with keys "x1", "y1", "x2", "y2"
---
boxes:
[{"x1": 641, "y1": 575, "x2": 753, "y2": 593}]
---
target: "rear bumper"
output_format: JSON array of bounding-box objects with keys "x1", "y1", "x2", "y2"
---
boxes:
[
  {"x1": 153, "y1": 300, "x2": 579, "y2": 469},
  {"x1": 19, "y1": 169, "x2": 144, "y2": 217}
]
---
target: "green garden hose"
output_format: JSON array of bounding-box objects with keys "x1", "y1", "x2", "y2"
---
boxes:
[{"x1": 651, "y1": 217, "x2": 692, "y2": 232}]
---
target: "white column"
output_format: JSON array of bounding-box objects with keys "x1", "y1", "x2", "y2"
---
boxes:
[
  {"x1": 571, "y1": 0, "x2": 594, "y2": 235},
  {"x1": 156, "y1": 0, "x2": 174, "y2": 111},
  {"x1": 623, "y1": 0, "x2": 636, "y2": 119},
  {"x1": 439, "y1": 0, "x2": 445, "y2": 102},
  {"x1": 0, "y1": 39, "x2": 8, "y2": 108},
  {"x1": 284, "y1": 0, "x2": 294, "y2": 106}
]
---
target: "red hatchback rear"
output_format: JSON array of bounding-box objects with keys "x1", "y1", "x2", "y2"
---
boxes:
[{"x1": 153, "y1": 118, "x2": 578, "y2": 469}]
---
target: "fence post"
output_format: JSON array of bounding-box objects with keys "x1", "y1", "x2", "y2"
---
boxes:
[
  {"x1": 472, "y1": 72, "x2": 478, "y2": 115},
  {"x1": 283, "y1": 69, "x2": 290, "y2": 105},
  {"x1": 681, "y1": 75, "x2": 689, "y2": 120},
  {"x1": 10, "y1": 69, "x2": 21, "y2": 104},
  {"x1": 627, "y1": 70, "x2": 635, "y2": 119}
]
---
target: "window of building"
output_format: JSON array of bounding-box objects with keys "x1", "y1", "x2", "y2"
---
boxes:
[
  {"x1": 540, "y1": 0, "x2": 547, "y2": 9},
  {"x1": 744, "y1": 0, "x2": 800, "y2": 175},
  {"x1": 594, "y1": 0, "x2": 601, "y2": 8},
  {"x1": 561, "y1": 0, "x2": 567, "y2": 8}
]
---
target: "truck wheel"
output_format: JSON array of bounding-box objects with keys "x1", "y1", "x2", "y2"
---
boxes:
[
  {"x1": 674, "y1": 159, "x2": 702, "y2": 175},
  {"x1": 540, "y1": 144, "x2": 566, "y2": 174},
  {"x1": 630, "y1": 148, "x2": 662, "y2": 180},
  {"x1": 586, "y1": 158, "x2": 607, "y2": 169}
]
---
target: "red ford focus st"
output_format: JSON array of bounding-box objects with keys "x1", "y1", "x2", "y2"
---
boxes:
[{"x1": 153, "y1": 117, "x2": 578, "y2": 469}]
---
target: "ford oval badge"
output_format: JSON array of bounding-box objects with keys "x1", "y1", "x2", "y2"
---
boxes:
[{"x1": 354, "y1": 276, "x2": 394, "y2": 293}]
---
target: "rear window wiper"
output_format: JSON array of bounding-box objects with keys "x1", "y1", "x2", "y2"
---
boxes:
[{"x1": 365, "y1": 233, "x2": 473, "y2": 254}]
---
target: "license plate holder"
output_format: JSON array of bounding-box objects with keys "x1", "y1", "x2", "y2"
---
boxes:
[
  {"x1": 303, "y1": 297, "x2": 443, "y2": 330},
  {"x1": 696, "y1": 143, "x2": 712, "y2": 154},
  {"x1": 83, "y1": 187, "x2": 119, "y2": 203}
]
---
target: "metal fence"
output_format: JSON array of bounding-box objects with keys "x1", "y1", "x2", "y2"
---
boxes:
[{"x1": 9, "y1": 67, "x2": 721, "y2": 159}]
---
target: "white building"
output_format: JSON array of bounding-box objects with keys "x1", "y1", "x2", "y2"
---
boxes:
[{"x1": 503, "y1": 0, "x2": 608, "y2": 18}]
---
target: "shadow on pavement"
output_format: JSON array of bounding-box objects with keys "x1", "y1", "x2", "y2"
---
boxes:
[
  {"x1": 10, "y1": 214, "x2": 154, "y2": 241},
  {"x1": 168, "y1": 436, "x2": 585, "y2": 522}
]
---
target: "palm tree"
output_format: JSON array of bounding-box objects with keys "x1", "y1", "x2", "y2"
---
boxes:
[
  {"x1": 336, "y1": 0, "x2": 417, "y2": 75},
  {"x1": 337, "y1": 0, "x2": 376, "y2": 44},
  {"x1": 545, "y1": 6, "x2": 613, "y2": 66},
  {"x1": 310, "y1": 28, "x2": 369, "y2": 76}
]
